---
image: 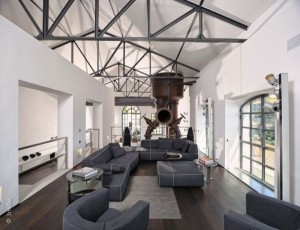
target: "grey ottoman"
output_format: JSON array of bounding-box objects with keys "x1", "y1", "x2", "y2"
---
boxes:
[{"x1": 157, "y1": 161, "x2": 204, "y2": 187}]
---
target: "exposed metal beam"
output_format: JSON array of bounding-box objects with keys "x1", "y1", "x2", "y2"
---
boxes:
[
  {"x1": 94, "y1": 75, "x2": 199, "y2": 79},
  {"x1": 97, "y1": 41, "x2": 123, "y2": 75},
  {"x1": 173, "y1": 0, "x2": 248, "y2": 30},
  {"x1": 46, "y1": 0, "x2": 75, "y2": 36},
  {"x1": 151, "y1": 7, "x2": 197, "y2": 37},
  {"x1": 147, "y1": 0, "x2": 150, "y2": 38},
  {"x1": 74, "y1": 42, "x2": 96, "y2": 74},
  {"x1": 98, "y1": 0, "x2": 136, "y2": 37},
  {"x1": 126, "y1": 50, "x2": 148, "y2": 76},
  {"x1": 172, "y1": 4, "x2": 199, "y2": 71},
  {"x1": 42, "y1": 0, "x2": 49, "y2": 37},
  {"x1": 39, "y1": 36, "x2": 246, "y2": 43},
  {"x1": 19, "y1": 0, "x2": 42, "y2": 34},
  {"x1": 154, "y1": 61, "x2": 174, "y2": 75},
  {"x1": 95, "y1": 0, "x2": 99, "y2": 37}
]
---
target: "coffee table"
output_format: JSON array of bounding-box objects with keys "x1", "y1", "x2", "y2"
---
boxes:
[{"x1": 66, "y1": 168, "x2": 103, "y2": 203}]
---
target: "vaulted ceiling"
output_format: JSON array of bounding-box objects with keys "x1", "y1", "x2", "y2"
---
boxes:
[{"x1": 0, "y1": 0, "x2": 277, "y2": 97}]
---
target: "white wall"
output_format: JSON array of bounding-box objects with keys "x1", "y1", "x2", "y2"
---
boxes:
[
  {"x1": 86, "y1": 105, "x2": 94, "y2": 130},
  {"x1": 19, "y1": 86, "x2": 58, "y2": 147},
  {"x1": 0, "y1": 16, "x2": 114, "y2": 215},
  {"x1": 190, "y1": 0, "x2": 300, "y2": 204}
]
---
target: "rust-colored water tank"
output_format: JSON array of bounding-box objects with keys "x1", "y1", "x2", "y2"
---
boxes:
[{"x1": 151, "y1": 72, "x2": 184, "y2": 124}]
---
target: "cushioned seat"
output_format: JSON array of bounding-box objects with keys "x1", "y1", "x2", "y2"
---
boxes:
[
  {"x1": 63, "y1": 188, "x2": 150, "y2": 230},
  {"x1": 224, "y1": 191, "x2": 300, "y2": 230},
  {"x1": 157, "y1": 161, "x2": 204, "y2": 187}
]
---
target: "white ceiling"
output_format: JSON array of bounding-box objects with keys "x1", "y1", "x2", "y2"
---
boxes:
[{"x1": 0, "y1": 0, "x2": 277, "y2": 95}]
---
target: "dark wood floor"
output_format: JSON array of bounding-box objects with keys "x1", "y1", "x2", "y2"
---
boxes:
[{"x1": 0, "y1": 161, "x2": 252, "y2": 230}]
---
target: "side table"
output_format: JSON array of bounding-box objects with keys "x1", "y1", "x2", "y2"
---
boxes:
[
  {"x1": 193, "y1": 159, "x2": 214, "y2": 184},
  {"x1": 66, "y1": 168, "x2": 103, "y2": 204}
]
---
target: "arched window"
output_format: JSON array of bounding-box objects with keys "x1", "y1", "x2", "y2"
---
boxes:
[
  {"x1": 122, "y1": 106, "x2": 141, "y2": 142},
  {"x1": 240, "y1": 95, "x2": 275, "y2": 187}
]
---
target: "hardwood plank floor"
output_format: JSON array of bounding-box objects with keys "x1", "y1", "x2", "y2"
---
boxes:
[{"x1": 0, "y1": 161, "x2": 252, "y2": 230}]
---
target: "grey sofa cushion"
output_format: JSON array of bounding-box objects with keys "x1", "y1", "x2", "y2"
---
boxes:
[
  {"x1": 158, "y1": 139, "x2": 173, "y2": 149},
  {"x1": 187, "y1": 140, "x2": 198, "y2": 153},
  {"x1": 97, "y1": 208, "x2": 122, "y2": 222},
  {"x1": 181, "y1": 141, "x2": 190, "y2": 152},
  {"x1": 111, "y1": 146, "x2": 125, "y2": 158},
  {"x1": 141, "y1": 140, "x2": 158, "y2": 148},
  {"x1": 82, "y1": 146, "x2": 112, "y2": 167},
  {"x1": 224, "y1": 210, "x2": 279, "y2": 230},
  {"x1": 246, "y1": 191, "x2": 300, "y2": 230},
  {"x1": 95, "y1": 163, "x2": 125, "y2": 174},
  {"x1": 173, "y1": 139, "x2": 185, "y2": 150}
]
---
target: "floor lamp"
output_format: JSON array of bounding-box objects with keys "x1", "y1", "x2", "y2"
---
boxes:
[{"x1": 265, "y1": 73, "x2": 289, "y2": 201}]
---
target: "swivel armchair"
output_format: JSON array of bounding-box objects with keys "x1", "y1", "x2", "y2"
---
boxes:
[
  {"x1": 224, "y1": 191, "x2": 300, "y2": 230},
  {"x1": 63, "y1": 188, "x2": 149, "y2": 230}
]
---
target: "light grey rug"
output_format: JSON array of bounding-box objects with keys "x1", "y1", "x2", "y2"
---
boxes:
[{"x1": 109, "y1": 176, "x2": 181, "y2": 219}]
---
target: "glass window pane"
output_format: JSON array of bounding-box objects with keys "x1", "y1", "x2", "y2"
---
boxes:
[
  {"x1": 242, "y1": 143, "x2": 250, "y2": 157},
  {"x1": 265, "y1": 149, "x2": 275, "y2": 168},
  {"x1": 242, "y1": 114, "x2": 250, "y2": 127},
  {"x1": 252, "y1": 146, "x2": 262, "y2": 163},
  {"x1": 251, "y1": 98, "x2": 261, "y2": 112},
  {"x1": 252, "y1": 162, "x2": 262, "y2": 179},
  {"x1": 265, "y1": 168, "x2": 275, "y2": 186},
  {"x1": 242, "y1": 128, "x2": 250, "y2": 142},
  {"x1": 242, "y1": 102, "x2": 250, "y2": 113},
  {"x1": 252, "y1": 129, "x2": 261, "y2": 145},
  {"x1": 265, "y1": 131, "x2": 275, "y2": 148},
  {"x1": 264, "y1": 114, "x2": 275, "y2": 130},
  {"x1": 242, "y1": 157, "x2": 250, "y2": 172},
  {"x1": 252, "y1": 114, "x2": 261, "y2": 128}
]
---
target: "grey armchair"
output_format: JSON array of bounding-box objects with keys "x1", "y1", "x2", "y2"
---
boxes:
[
  {"x1": 224, "y1": 191, "x2": 300, "y2": 230},
  {"x1": 63, "y1": 188, "x2": 149, "y2": 230}
]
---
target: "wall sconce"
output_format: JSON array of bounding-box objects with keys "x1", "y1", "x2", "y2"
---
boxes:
[
  {"x1": 265, "y1": 74, "x2": 279, "y2": 86},
  {"x1": 76, "y1": 148, "x2": 82, "y2": 158}
]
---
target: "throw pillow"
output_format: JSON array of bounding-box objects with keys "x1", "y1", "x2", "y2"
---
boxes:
[
  {"x1": 111, "y1": 146, "x2": 125, "y2": 158},
  {"x1": 158, "y1": 139, "x2": 173, "y2": 149}
]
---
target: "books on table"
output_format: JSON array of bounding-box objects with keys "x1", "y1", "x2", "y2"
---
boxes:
[
  {"x1": 72, "y1": 167, "x2": 98, "y2": 179},
  {"x1": 199, "y1": 156, "x2": 214, "y2": 167}
]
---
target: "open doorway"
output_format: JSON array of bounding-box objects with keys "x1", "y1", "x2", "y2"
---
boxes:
[{"x1": 18, "y1": 84, "x2": 69, "y2": 202}]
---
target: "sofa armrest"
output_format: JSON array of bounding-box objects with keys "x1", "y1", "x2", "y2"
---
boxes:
[
  {"x1": 246, "y1": 191, "x2": 300, "y2": 229},
  {"x1": 224, "y1": 210, "x2": 278, "y2": 230},
  {"x1": 105, "y1": 200, "x2": 150, "y2": 230}
]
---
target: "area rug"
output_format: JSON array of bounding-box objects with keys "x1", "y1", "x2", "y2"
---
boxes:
[{"x1": 109, "y1": 176, "x2": 181, "y2": 219}]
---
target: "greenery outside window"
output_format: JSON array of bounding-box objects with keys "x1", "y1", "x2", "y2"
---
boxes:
[{"x1": 240, "y1": 95, "x2": 275, "y2": 188}]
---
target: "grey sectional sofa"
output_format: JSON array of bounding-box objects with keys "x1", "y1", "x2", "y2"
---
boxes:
[
  {"x1": 140, "y1": 138, "x2": 198, "y2": 161},
  {"x1": 82, "y1": 143, "x2": 139, "y2": 201}
]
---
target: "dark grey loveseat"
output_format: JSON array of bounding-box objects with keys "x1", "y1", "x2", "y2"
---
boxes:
[
  {"x1": 224, "y1": 191, "x2": 300, "y2": 230},
  {"x1": 82, "y1": 143, "x2": 139, "y2": 201},
  {"x1": 140, "y1": 138, "x2": 198, "y2": 161},
  {"x1": 63, "y1": 188, "x2": 149, "y2": 230}
]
